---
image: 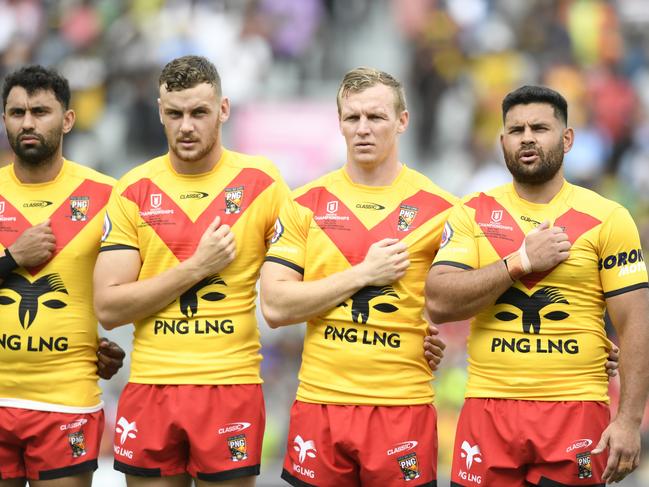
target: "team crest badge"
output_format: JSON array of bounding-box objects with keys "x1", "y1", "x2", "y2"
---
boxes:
[
  {"x1": 440, "y1": 221, "x2": 453, "y2": 248},
  {"x1": 326, "y1": 200, "x2": 338, "y2": 214},
  {"x1": 228, "y1": 434, "x2": 248, "y2": 461},
  {"x1": 491, "y1": 209, "x2": 503, "y2": 223},
  {"x1": 397, "y1": 452, "x2": 420, "y2": 481},
  {"x1": 576, "y1": 452, "x2": 593, "y2": 479},
  {"x1": 150, "y1": 193, "x2": 162, "y2": 209},
  {"x1": 398, "y1": 204, "x2": 418, "y2": 232},
  {"x1": 68, "y1": 430, "x2": 87, "y2": 458},
  {"x1": 70, "y1": 196, "x2": 90, "y2": 222},
  {"x1": 270, "y1": 218, "x2": 284, "y2": 244},
  {"x1": 225, "y1": 186, "x2": 243, "y2": 214}
]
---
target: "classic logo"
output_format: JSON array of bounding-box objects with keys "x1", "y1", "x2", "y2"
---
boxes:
[
  {"x1": 70, "y1": 196, "x2": 90, "y2": 221},
  {"x1": 150, "y1": 193, "x2": 162, "y2": 209},
  {"x1": 326, "y1": 200, "x2": 338, "y2": 214},
  {"x1": 566, "y1": 438, "x2": 593, "y2": 453},
  {"x1": 490, "y1": 210, "x2": 503, "y2": 223},
  {"x1": 0, "y1": 273, "x2": 68, "y2": 329},
  {"x1": 387, "y1": 441, "x2": 418, "y2": 456},
  {"x1": 178, "y1": 275, "x2": 227, "y2": 318},
  {"x1": 460, "y1": 441, "x2": 482, "y2": 470},
  {"x1": 23, "y1": 200, "x2": 53, "y2": 208},
  {"x1": 218, "y1": 422, "x2": 251, "y2": 435},
  {"x1": 338, "y1": 285, "x2": 399, "y2": 324},
  {"x1": 495, "y1": 286, "x2": 569, "y2": 334},
  {"x1": 180, "y1": 191, "x2": 209, "y2": 200},
  {"x1": 60, "y1": 418, "x2": 88, "y2": 431},
  {"x1": 225, "y1": 186, "x2": 243, "y2": 214},
  {"x1": 68, "y1": 430, "x2": 87, "y2": 458},
  {"x1": 293, "y1": 435, "x2": 317, "y2": 463},
  {"x1": 397, "y1": 452, "x2": 420, "y2": 481},
  {"x1": 398, "y1": 204, "x2": 418, "y2": 231},
  {"x1": 115, "y1": 417, "x2": 138, "y2": 445},
  {"x1": 228, "y1": 434, "x2": 248, "y2": 461},
  {"x1": 356, "y1": 202, "x2": 385, "y2": 210}
]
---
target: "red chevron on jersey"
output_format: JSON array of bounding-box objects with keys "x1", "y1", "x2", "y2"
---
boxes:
[
  {"x1": 467, "y1": 194, "x2": 603, "y2": 289},
  {"x1": 0, "y1": 198, "x2": 32, "y2": 251},
  {"x1": 1, "y1": 180, "x2": 112, "y2": 275},
  {"x1": 122, "y1": 168, "x2": 273, "y2": 261},
  {"x1": 297, "y1": 187, "x2": 451, "y2": 265}
]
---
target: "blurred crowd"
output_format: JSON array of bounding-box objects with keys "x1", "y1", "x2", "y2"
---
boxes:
[{"x1": 1, "y1": 0, "x2": 648, "y2": 484}]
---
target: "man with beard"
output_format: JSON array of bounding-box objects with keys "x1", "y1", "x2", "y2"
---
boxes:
[
  {"x1": 93, "y1": 55, "x2": 289, "y2": 487},
  {"x1": 0, "y1": 65, "x2": 125, "y2": 487},
  {"x1": 425, "y1": 85, "x2": 649, "y2": 486}
]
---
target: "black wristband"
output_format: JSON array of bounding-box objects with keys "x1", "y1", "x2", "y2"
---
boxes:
[{"x1": 0, "y1": 248, "x2": 19, "y2": 279}]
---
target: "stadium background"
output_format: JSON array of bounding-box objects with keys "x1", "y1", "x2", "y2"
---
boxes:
[{"x1": 1, "y1": 0, "x2": 648, "y2": 485}]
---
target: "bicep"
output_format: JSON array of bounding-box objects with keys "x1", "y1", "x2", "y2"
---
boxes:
[
  {"x1": 606, "y1": 288, "x2": 649, "y2": 333},
  {"x1": 260, "y1": 260, "x2": 304, "y2": 288},
  {"x1": 93, "y1": 249, "x2": 142, "y2": 289}
]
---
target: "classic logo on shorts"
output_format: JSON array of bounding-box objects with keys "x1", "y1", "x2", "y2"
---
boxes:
[
  {"x1": 225, "y1": 186, "x2": 243, "y2": 214},
  {"x1": 576, "y1": 451, "x2": 593, "y2": 479},
  {"x1": 228, "y1": 434, "x2": 248, "y2": 461},
  {"x1": 397, "y1": 452, "x2": 420, "y2": 481},
  {"x1": 68, "y1": 430, "x2": 87, "y2": 458},
  {"x1": 70, "y1": 196, "x2": 90, "y2": 221},
  {"x1": 270, "y1": 218, "x2": 284, "y2": 244},
  {"x1": 387, "y1": 440, "x2": 418, "y2": 456},
  {"x1": 0, "y1": 273, "x2": 68, "y2": 329},
  {"x1": 218, "y1": 422, "x2": 251, "y2": 435},
  {"x1": 398, "y1": 204, "x2": 418, "y2": 231},
  {"x1": 566, "y1": 438, "x2": 592, "y2": 453}
]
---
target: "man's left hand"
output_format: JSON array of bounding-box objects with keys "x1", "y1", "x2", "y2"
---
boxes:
[
  {"x1": 592, "y1": 417, "x2": 641, "y2": 483},
  {"x1": 424, "y1": 323, "x2": 446, "y2": 371},
  {"x1": 97, "y1": 338, "x2": 125, "y2": 380}
]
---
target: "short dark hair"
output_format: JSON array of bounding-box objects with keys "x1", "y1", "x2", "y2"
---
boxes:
[
  {"x1": 2, "y1": 65, "x2": 71, "y2": 110},
  {"x1": 159, "y1": 55, "x2": 221, "y2": 96},
  {"x1": 502, "y1": 85, "x2": 568, "y2": 125}
]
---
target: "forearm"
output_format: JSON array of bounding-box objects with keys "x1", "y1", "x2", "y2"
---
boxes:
[
  {"x1": 95, "y1": 258, "x2": 205, "y2": 329},
  {"x1": 425, "y1": 261, "x2": 514, "y2": 322},
  {"x1": 616, "y1": 321, "x2": 649, "y2": 425},
  {"x1": 261, "y1": 265, "x2": 369, "y2": 327}
]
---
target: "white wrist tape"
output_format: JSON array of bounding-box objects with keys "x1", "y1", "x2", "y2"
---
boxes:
[{"x1": 519, "y1": 239, "x2": 532, "y2": 273}]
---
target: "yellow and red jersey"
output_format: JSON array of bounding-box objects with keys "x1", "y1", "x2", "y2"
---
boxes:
[
  {"x1": 434, "y1": 181, "x2": 648, "y2": 401},
  {"x1": 100, "y1": 149, "x2": 289, "y2": 384},
  {"x1": 0, "y1": 160, "x2": 114, "y2": 412},
  {"x1": 266, "y1": 166, "x2": 457, "y2": 405}
]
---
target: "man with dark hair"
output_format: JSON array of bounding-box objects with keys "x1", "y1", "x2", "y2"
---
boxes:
[
  {"x1": 426, "y1": 85, "x2": 649, "y2": 486},
  {"x1": 260, "y1": 67, "x2": 453, "y2": 487},
  {"x1": 93, "y1": 55, "x2": 290, "y2": 487},
  {"x1": 0, "y1": 64, "x2": 125, "y2": 487}
]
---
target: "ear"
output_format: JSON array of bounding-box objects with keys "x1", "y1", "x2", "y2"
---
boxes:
[
  {"x1": 157, "y1": 98, "x2": 163, "y2": 125},
  {"x1": 219, "y1": 97, "x2": 231, "y2": 123},
  {"x1": 562, "y1": 126, "x2": 574, "y2": 154},
  {"x1": 62, "y1": 109, "x2": 76, "y2": 134},
  {"x1": 396, "y1": 109, "x2": 409, "y2": 134}
]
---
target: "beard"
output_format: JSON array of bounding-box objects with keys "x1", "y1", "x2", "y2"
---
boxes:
[
  {"x1": 169, "y1": 136, "x2": 216, "y2": 163},
  {"x1": 8, "y1": 130, "x2": 61, "y2": 166},
  {"x1": 503, "y1": 139, "x2": 564, "y2": 185}
]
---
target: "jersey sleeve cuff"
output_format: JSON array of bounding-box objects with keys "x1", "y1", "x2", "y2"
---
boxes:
[{"x1": 264, "y1": 256, "x2": 304, "y2": 275}]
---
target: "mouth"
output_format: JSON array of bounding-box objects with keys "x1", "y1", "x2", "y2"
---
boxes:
[
  {"x1": 19, "y1": 134, "x2": 40, "y2": 144},
  {"x1": 355, "y1": 142, "x2": 374, "y2": 151},
  {"x1": 518, "y1": 148, "x2": 538, "y2": 163}
]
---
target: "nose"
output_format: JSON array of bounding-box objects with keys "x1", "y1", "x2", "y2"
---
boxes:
[
  {"x1": 356, "y1": 116, "x2": 370, "y2": 135},
  {"x1": 179, "y1": 114, "x2": 194, "y2": 134},
  {"x1": 21, "y1": 111, "x2": 35, "y2": 131},
  {"x1": 521, "y1": 125, "x2": 535, "y2": 144}
]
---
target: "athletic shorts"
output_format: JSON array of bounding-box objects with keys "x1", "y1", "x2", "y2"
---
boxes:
[
  {"x1": 281, "y1": 400, "x2": 437, "y2": 487},
  {"x1": 113, "y1": 383, "x2": 265, "y2": 481},
  {"x1": 0, "y1": 407, "x2": 103, "y2": 480},
  {"x1": 450, "y1": 398, "x2": 609, "y2": 487}
]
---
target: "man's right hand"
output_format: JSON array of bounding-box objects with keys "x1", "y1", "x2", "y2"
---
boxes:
[
  {"x1": 190, "y1": 216, "x2": 236, "y2": 278},
  {"x1": 359, "y1": 238, "x2": 409, "y2": 286},
  {"x1": 8, "y1": 219, "x2": 56, "y2": 267},
  {"x1": 524, "y1": 220, "x2": 571, "y2": 272}
]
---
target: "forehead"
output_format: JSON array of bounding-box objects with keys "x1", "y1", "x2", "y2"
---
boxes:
[
  {"x1": 159, "y1": 82, "x2": 218, "y2": 108},
  {"x1": 504, "y1": 103, "x2": 559, "y2": 126},
  {"x1": 5, "y1": 86, "x2": 61, "y2": 109},
  {"x1": 340, "y1": 84, "x2": 397, "y2": 113}
]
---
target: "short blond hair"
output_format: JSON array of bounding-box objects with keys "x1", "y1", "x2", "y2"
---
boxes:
[{"x1": 336, "y1": 67, "x2": 406, "y2": 116}]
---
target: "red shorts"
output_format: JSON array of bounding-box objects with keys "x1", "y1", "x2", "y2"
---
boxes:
[
  {"x1": 113, "y1": 383, "x2": 265, "y2": 481},
  {"x1": 450, "y1": 398, "x2": 609, "y2": 487},
  {"x1": 281, "y1": 400, "x2": 438, "y2": 487},
  {"x1": 0, "y1": 407, "x2": 103, "y2": 480}
]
